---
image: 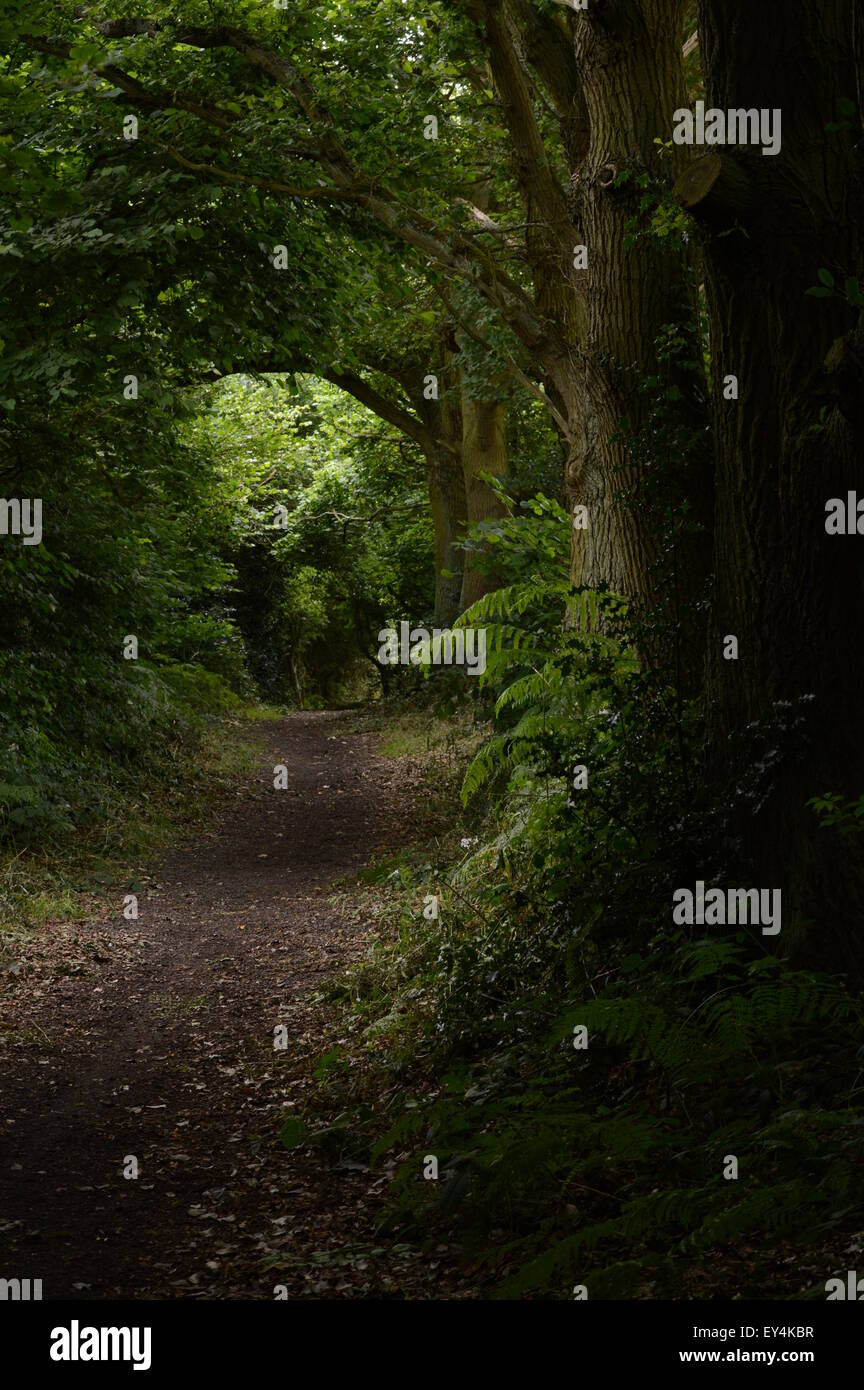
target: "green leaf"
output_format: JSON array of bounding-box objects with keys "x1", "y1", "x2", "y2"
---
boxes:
[
  {"x1": 69, "y1": 41, "x2": 106, "y2": 67},
  {"x1": 279, "y1": 1116, "x2": 309, "y2": 1149}
]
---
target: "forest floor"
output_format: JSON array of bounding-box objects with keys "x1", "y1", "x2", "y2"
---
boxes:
[{"x1": 0, "y1": 712, "x2": 473, "y2": 1299}]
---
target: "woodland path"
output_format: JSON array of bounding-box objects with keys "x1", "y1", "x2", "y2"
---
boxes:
[{"x1": 0, "y1": 713, "x2": 466, "y2": 1299}]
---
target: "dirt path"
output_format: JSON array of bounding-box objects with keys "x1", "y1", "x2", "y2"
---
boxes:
[{"x1": 0, "y1": 713, "x2": 463, "y2": 1300}]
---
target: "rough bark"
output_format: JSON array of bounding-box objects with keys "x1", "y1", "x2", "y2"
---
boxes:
[
  {"x1": 459, "y1": 392, "x2": 510, "y2": 610},
  {"x1": 567, "y1": 0, "x2": 711, "y2": 636},
  {"x1": 693, "y1": 0, "x2": 864, "y2": 976},
  {"x1": 476, "y1": 0, "x2": 711, "y2": 656}
]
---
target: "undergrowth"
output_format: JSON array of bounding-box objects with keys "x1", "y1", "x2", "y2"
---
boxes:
[
  {"x1": 0, "y1": 686, "x2": 279, "y2": 945},
  {"x1": 287, "y1": 484, "x2": 864, "y2": 1300}
]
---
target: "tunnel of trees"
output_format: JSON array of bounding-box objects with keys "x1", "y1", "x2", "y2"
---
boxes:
[{"x1": 1, "y1": 0, "x2": 862, "y2": 1309}]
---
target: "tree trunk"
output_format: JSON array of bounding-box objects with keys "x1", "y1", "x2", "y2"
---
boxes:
[
  {"x1": 288, "y1": 643, "x2": 304, "y2": 709},
  {"x1": 324, "y1": 352, "x2": 468, "y2": 628},
  {"x1": 694, "y1": 0, "x2": 864, "y2": 976},
  {"x1": 415, "y1": 345, "x2": 467, "y2": 626},
  {"x1": 567, "y1": 0, "x2": 712, "y2": 646},
  {"x1": 480, "y1": 0, "x2": 710, "y2": 651},
  {"x1": 459, "y1": 392, "x2": 510, "y2": 610},
  {"x1": 428, "y1": 441, "x2": 467, "y2": 626}
]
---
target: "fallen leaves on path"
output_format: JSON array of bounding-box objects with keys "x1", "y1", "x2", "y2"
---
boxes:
[{"x1": 0, "y1": 713, "x2": 473, "y2": 1299}]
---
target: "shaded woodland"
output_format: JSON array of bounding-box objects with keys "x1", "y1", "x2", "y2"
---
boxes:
[{"x1": 0, "y1": 0, "x2": 862, "y2": 1302}]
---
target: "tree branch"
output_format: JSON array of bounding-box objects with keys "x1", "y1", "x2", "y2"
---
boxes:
[
  {"x1": 511, "y1": 0, "x2": 589, "y2": 169},
  {"x1": 430, "y1": 281, "x2": 572, "y2": 439},
  {"x1": 22, "y1": 36, "x2": 236, "y2": 130},
  {"x1": 29, "y1": 17, "x2": 554, "y2": 355},
  {"x1": 467, "y1": 0, "x2": 575, "y2": 268},
  {"x1": 456, "y1": 198, "x2": 527, "y2": 253},
  {"x1": 322, "y1": 369, "x2": 446, "y2": 455},
  {"x1": 141, "y1": 136, "x2": 363, "y2": 201},
  {"x1": 308, "y1": 501, "x2": 427, "y2": 526},
  {"x1": 673, "y1": 153, "x2": 753, "y2": 219}
]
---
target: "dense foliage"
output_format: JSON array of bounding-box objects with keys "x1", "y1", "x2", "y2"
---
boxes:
[
  {"x1": 299, "y1": 503, "x2": 862, "y2": 1297},
  {"x1": 2, "y1": 0, "x2": 861, "y2": 1303}
]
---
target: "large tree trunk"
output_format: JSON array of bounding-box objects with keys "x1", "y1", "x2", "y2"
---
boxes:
[
  {"x1": 459, "y1": 392, "x2": 510, "y2": 610},
  {"x1": 691, "y1": 0, "x2": 864, "y2": 976},
  {"x1": 567, "y1": 0, "x2": 712, "y2": 645},
  {"x1": 426, "y1": 425, "x2": 466, "y2": 626},
  {"x1": 479, "y1": 0, "x2": 710, "y2": 656}
]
